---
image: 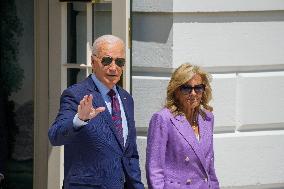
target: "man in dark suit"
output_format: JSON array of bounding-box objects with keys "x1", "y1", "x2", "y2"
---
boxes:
[{"x1": 48, "y1": 35, "x2": 144, "y2": 189}]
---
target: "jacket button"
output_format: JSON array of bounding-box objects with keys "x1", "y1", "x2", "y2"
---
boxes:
[
  {"x1": 204, "y1": 178, "x2": 208, "y2": 182},
  {"x1": 185, "y1": 156, "x2": 190, "y2": 162},
  {"x1": 186, "y1": 179, "x2": 191, "y2": 184}
]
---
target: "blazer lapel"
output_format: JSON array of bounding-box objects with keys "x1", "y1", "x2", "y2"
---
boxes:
[
  {"x1": 171, "y1": 115, "x2": 207, "y2": 172},
  {"x1": 198, "y1": 113, "x2": 212, "y2": 156},
  {"x1": 85, "y1": 76, "x2": 124, "y2": 151}
]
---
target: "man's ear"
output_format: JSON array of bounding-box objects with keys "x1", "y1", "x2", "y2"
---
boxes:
[
  {"x1": 91, "y1": 56, "x2": 95, "y2": 73},
  {"x1": 91, "y1": 56, "x2": 97, "y2": 67}
]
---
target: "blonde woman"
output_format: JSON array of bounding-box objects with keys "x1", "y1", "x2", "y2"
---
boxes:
[{"x1": 146, "y1": 63, "x2": 219, "y2": 189}]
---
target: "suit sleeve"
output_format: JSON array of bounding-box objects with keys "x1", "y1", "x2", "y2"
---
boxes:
[
  {"x1": 146, "y1": 113, "x2": 168, "y2": 189},
  {"x1": 48, "y1": 89, "x2": 82, "y2": 146},
  {"x1": 208, "y1": 114, "x2": 220, "y2": 189}
]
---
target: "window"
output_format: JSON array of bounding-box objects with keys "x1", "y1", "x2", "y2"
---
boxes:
[{"x1": 63, "y1": 1, "x2": 130, "y2": 89}]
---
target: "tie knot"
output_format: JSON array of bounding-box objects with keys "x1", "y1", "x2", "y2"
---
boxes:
[{"x1": 107, "y1": 89, "x2": 116, "y2": 98}]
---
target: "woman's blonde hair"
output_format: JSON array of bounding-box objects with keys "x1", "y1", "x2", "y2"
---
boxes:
[{"x1": 165, "y1": 63, "x2": 213, "y2": 116}]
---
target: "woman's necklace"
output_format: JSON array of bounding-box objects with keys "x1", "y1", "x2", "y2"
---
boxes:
[
  {"x1": 191, "y1": 110, "x2": 200, "y2": 135},
  {"x1": 188, "y1": 111, "x2": 200, "y2": 140},
  {"x1": 192, "y1": 119, "x2": 198, "y2": 132},
  {"x1": 186, "y1": 109, "x2": 199, "y2": 134}
]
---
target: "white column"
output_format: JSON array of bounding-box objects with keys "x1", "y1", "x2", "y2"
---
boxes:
[
  {"x1": 112, "y1": 0, "x2": 131, "y2": 92},
  {"x1": 86, "y1": 3, "x2": 93, "y2": 76}
]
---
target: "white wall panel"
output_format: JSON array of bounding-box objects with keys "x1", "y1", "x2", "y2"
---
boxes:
[
  {"x1": 132, "y1": 13, "x2": 173, "y2": 68},
  {"x1": 133, "y1": 0, "x2": 284, "y2": 13},
  {"x1": 137, "y1": 136, "x2": 147, "y2": 187},
  {"x1": 173, "y1": 12, "x2": 284, "y2": 68},
  {"x1": 211, "y1": 74, "x2": 237, "y2": 132},
  {"x1": 132, "y1": 0, "x2": 173, "y2": 12},
  {"x1": 173, "y1": 0, "x2": 284, "y2": 12},
  {"x1": 132, "y1": 41, "x2": 173, "y2": 68},
  {"x1": 237, "y1": 72, "x2": 284, "y2": 131},
  {"x1": 133, "y1": 0, "x2": 172, "y2": 12},
  {"x1": 214, "y1": 131, "x2": 284, "y2": 188},
  {"x1": 132, "y1": 76, "x2": 170, "y2": 129}
]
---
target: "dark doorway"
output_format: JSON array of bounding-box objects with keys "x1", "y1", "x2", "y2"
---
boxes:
[{"x1": 0, "y1": 0, "x2": 34, "y2": 188}]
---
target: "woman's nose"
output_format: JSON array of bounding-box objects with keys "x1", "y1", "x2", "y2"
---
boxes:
[{"x1": 190, "y1": 89, "x2": 197, "y2": 95}]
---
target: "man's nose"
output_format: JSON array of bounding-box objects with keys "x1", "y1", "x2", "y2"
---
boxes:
[{"x1": 108, "y1": 61, "x2": 117, "y2": 70}]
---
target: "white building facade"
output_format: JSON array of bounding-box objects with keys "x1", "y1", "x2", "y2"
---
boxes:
[
  {"x1": 131, "y1": 0, "x2": 284, "y2": 188},
  {"x1": 10, "y1": 0, "x2": 284, "y2": 188}
]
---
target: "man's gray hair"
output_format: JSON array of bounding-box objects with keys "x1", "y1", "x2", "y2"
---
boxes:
[{"x1": 92, "y1": 35, "x2": 124, "y2": 55}]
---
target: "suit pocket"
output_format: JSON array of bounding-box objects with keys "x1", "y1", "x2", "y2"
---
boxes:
[{"x1": 68, "y1": 175, "x2": 102, "y2": 188}]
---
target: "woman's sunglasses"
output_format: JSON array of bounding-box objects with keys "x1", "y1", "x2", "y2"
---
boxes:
[
  {"x1": 179, "y1": 84, "x2": 205, "y2": 95},
  {"x1": 97, "y1": 56, "x2": 125, "y2": 67}
]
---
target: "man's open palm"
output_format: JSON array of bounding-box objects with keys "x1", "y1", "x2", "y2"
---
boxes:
[{"x1": 78, "y1": 94, "x2": 105, "y2": 121}]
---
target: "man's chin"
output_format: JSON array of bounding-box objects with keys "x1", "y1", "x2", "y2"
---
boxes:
[
  {"x1": 107, "y1": 77, "x2": 119, "y2": 82},
  {"x1": 104, "y1": 78, "x2": 119, "y2": 86},
  {"x1": 106, "y1": 75, "x2": 119, "y2": 80}
]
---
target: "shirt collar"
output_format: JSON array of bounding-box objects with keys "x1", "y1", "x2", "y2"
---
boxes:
[{"x1": 91, "y1": 74, "x2": 118, "y2": 96}]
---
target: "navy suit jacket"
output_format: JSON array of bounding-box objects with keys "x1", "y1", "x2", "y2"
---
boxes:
[{"x1": 48, "y1": 75, "x2": 144, "y2": 189}]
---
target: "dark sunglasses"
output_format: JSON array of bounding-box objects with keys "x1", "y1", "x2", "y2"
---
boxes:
[
  {"x1": 98, "y1": 56, "x2": 125, "y2": 67},
  {"x1": 179, "y1": 84, "x2": 205, "y2": 94}
]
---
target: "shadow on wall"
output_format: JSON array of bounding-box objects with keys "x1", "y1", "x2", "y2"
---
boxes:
[
  {"x1": 174, "y1": 11, "x2": 284, "y2": 23},
  {"x1": 132, "y1": 13, "x2": 173, "y2": 43}
]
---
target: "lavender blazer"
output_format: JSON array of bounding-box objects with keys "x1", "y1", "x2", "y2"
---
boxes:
[{"x1": 146, "y1": 108, "x2": 219, "y2": 189}]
